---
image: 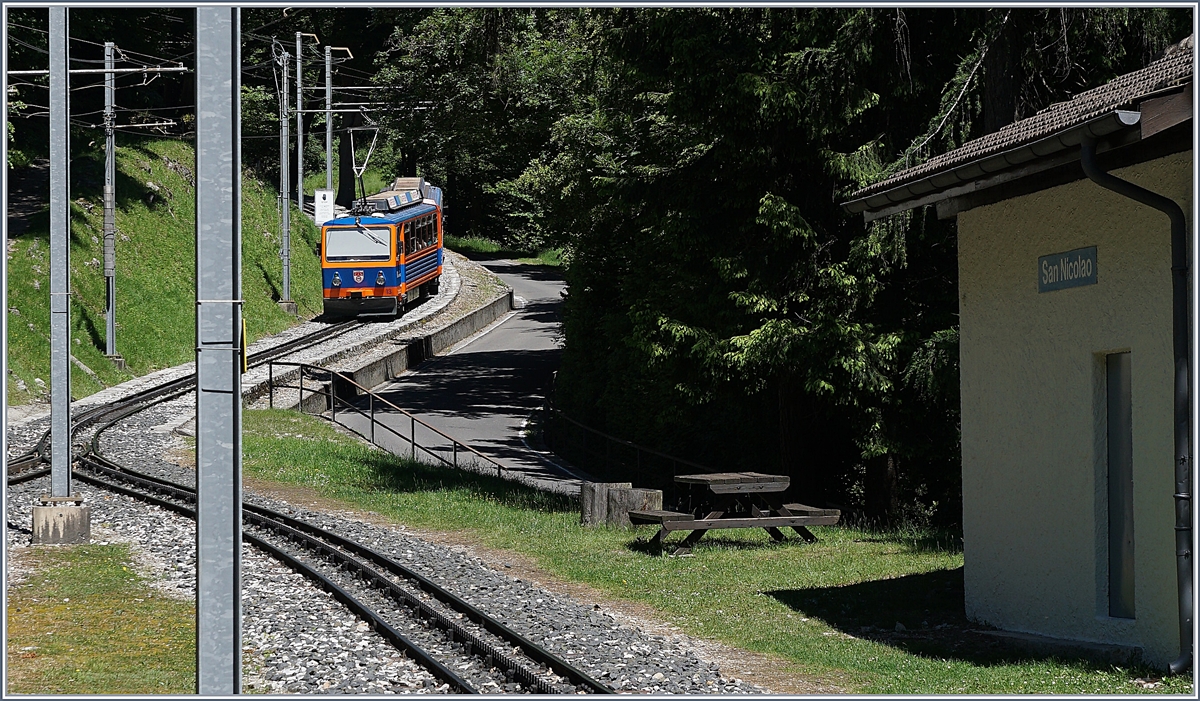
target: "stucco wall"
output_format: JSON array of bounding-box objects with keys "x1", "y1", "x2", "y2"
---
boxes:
[{"x1": 957, "y1": 149, "x2": 1192, "y2": 668}]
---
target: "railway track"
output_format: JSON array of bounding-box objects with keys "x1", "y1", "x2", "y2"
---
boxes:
[
  {"x1": 74, "y1": 453, "x2": 612, "y2": 694},
  {"x1": 6, "y1": 319, "x2": 364, "y2": 483},
  {"x1": 6, "y1": 319, "x2": 619, "y2": 694}
]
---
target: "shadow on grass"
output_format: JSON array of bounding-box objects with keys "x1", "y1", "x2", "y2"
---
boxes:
[
  {"x1": 73, "y1": 298, "x2": 106, "y2": 352},
  {"x1": 624, "y1": 529, "x2": 822, "y2": 556},
  {"x1": 257, "y1": 261, "x2": 282, "y2": 302},
  {"x1": 767, "y1": 567, "x2": 1138, "y2": 671},
  {"x1": 353, "y1": 447, "x2": 577, "y2": 515}
]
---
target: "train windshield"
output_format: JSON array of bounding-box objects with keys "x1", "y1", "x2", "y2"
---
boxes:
[{"x1": 324, "y1": 225, "x2": 392, "y2": 261}]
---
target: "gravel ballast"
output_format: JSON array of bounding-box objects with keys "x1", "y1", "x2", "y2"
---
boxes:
[
  {"x1": 5, "y1": 254, "x2": 768, "y2": 695},
  {"x1": 6, "y1": 425, "x2": 765, "y2": 694}
]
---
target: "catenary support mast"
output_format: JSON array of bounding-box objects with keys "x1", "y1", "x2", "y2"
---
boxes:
[
  {"x1": 325, "y1": 44, "x2": 332, "y2": 191},
  {"x1": 279, "y1": 50, "x2": 292, "y2": 306},
  {"x1": 102, "y1": 41, "x2": 122, "y2": 366},
  {"x1": 295, "y1": 32, "x2": 303, "y2": 212},
  {"x1": 194, "y1": 7, "x2": 243, "y2": 694},
  {"x1": 48, "y1": 7, "x2": 71, "y2": 499}
]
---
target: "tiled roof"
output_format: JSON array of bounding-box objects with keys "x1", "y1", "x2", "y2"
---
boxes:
[{"x1": 851, "y1": 37, "x2": 1194, "y2": 200}]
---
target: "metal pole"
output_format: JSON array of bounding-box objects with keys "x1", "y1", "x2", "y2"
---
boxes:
[
  {"x1": 370, "y1": 395, "x2": 376, "y2": 444},
  {"x1": 279, "y1": 51, "x2": 291, "y2": 303},
  {"x1": 295, "y1": 32, "x2": 303, "y2": 213},
  {"x1": 48, "y1": 7, "x2": 71, "y2": 498},
  {"x1": 103, "y1": 42, "x2": 119, "y2": 362},
  {"x1": 325, "y1": 45, "x2": 332, "y2": 191},
  {"x1": 268, "y1": 362, "x2": 274, "y2": 410},
  {"x1": 194, "y1": 7, "x2": 242, "y2": 694}
]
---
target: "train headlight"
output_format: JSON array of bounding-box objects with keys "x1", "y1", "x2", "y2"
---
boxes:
[
  {"x1": 332, "y1": 272, "x2": 341, "y2": 287},
  {"x1": 376, "y1": 271, "x2": 386, "y2": 286}
]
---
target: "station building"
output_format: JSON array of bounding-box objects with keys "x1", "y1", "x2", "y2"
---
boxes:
[{"x1": 844, "y1": 37, "x2": 1194, "y2": 668}]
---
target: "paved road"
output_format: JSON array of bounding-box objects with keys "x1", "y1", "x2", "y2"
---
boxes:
[{"x1": 341, "y1": 258, "x2": 589, "y2": 495}]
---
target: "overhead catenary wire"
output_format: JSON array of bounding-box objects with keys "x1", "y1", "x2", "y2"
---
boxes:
[{"x1": 9, "y1": 21, "x2": 192, "y2": 69}]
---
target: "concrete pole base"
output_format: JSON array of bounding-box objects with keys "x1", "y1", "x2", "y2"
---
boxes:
[
  {"x1": 106, "y1": 354, "x2": 126, "y2": 370},
  {"x1": 277, "y1": 300, "x2": 298, "y2": 315},
  {"x1": 32, "y1": 495, "x2": 90, "y2": 545}
]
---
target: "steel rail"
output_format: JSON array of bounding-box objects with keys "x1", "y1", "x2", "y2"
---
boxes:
[
  {"x1": 5, "y1": 320, "x2": 364, "y2": 476},
  {"x1": 243, "y1": 513, "x2": 549, "y2": 693},
  {"x1": 71, "y1": 455, "x2": 607, "y2": 693},
  {"x1": 244, "y1": 503, "x2": 614, "y2": 694},
  {"x1": 241, "y1": 530, "x2": 479, "y2": 695},
  {"x1": 69, "y1": 458, "x2": 477, "y2": 694},
  {"x1": 72, "y1": 454, "x2": 610, "y2": 693}
]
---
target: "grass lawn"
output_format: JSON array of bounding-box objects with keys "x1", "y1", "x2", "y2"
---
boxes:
[
  {"x1": 444, "y1": 234, "x2": 563, "y2": 267},
  {"x1": 242, "y1": 408, "x2": 1189, "y2": 694},
  {"x1": 5, "y1": 543, "x2": 196, "y2": 694}
]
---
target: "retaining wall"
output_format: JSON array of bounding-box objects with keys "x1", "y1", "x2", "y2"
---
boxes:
[{"x1": 286, "y1": 290, "x2": 514, "y2": 411}]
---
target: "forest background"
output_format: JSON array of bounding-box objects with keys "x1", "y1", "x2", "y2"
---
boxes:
[{"x1": 7, "y1": 6, "x2": 1193, "y2": 528}]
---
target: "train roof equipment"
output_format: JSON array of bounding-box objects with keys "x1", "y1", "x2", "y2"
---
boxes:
[
  {"x1": 354, "y1": 177, "x2": 436, "y2": 214},
  {"x1": 329, "y1": 178, "x2": 443, "y2": 228}
]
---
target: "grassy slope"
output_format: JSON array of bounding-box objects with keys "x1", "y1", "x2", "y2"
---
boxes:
[
  {"x1": 443, "y1": 234, "x2": 562, "y2": 267},
  {"x1": 242, "y1": 409, "x2": 1187, "y2": 695},
  {"x1": 5, "y1": 137, "x2": 325, "y2": 406},
  {"x1": 301, "y1": 169, "x2": 389, "y2": 200}
]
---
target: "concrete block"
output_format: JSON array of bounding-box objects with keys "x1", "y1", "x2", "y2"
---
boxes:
[
  {"x1": 606, "y1": 487, "x2": 663, "y2": 529},
  {"x1": 298, "y1": 385, "x2": 331, "y2": 414},
  {"x1": 32, "y1": 498, "x2": 90, "y2": 544},
  {"x1": 580, "y1": 482, "x2": 632, "y2": 526},
  {"x1": 425, "y1": 293, "x2": 512, "y2": 356},
  {"x1": 277, "y1": 300, "x2": 299, "y2": 315}
]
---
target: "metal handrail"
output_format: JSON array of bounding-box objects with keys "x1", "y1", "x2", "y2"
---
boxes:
[
  {"x1": 540, "y1": 394, "x2": 723, "y2": 510},
  {"x1": 543, "y1": 401, "x2": 715, "y2": 475},
  {"x1": 267, "y1": 360, "x2": 505, "y2": 478}
]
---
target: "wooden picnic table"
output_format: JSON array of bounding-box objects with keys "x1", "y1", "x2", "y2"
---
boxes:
[{"x1": 629, "y1": 472, "x2": 840, "y2": 556}]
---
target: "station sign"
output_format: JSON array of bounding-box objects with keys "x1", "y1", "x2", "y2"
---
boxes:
[
  {"x1": 1038, "y1": 246, "x2": 1097, "y2": 293},
  {"x1": 315, "y1": 189, "x2": 335, "y2": 226}
]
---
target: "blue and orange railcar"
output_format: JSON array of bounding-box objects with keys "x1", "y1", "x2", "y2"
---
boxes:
[{"x1": 321, "y1": 177, "x2": 444, "y2": 318}]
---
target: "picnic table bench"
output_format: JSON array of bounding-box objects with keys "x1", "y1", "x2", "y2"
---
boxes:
[{"x1": 629, "y1": 472, "x2": 840, "y2": 556}]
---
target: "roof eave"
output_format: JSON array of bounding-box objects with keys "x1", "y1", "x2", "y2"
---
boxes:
[{"x1": 842, "y1": 110, "x2": 1143, "y2": 221}]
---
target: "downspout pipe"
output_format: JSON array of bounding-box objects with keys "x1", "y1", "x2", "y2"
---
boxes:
[{"x1": 1080, "y1": 134, "x2": 1192, "y2": 674}]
